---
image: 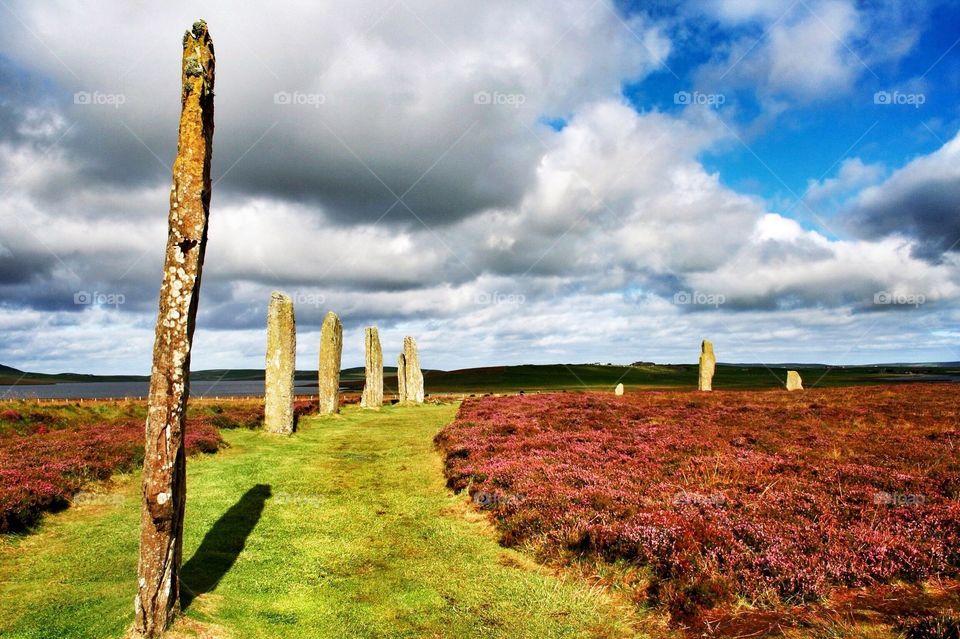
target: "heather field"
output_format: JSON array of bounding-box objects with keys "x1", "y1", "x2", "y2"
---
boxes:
[
  {"x1": 0, "y1": 399, "x2": 314, "y2": 532},
  {"x1": 436, "y1": 384, "x2": 960, "y2": 637}
]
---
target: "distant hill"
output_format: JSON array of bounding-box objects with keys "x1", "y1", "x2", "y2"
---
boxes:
[
  {"x1": 422, "y1": 362, "x2": 960, "y2": 392},
  {"x1": 2, "y1": 362, "x2": 957, "y2": 390},
  {"x1": 0, "y1": 364, "x2": 150, "y2": 386}
]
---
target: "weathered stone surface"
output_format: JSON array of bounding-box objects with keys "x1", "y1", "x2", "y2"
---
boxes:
[
  {"x1": 698, "y1": 339, "x2": 716, "y2": 392},
  {"x1": 134, "y1": 19, "x2": 215, "y2": 639},
  {"x1": 400, "y1": 336, "x2": 424, "y2": 403},
  {"x1": 360, "y1": 327, "x2": 383, "y2": 409},
  {"x1": 264, "y1": 292, "x2": 296, "y2": 433},
  {"x1": 317, "y1": 311, "x2": 342, "y2": 415},
  {"x1": 397, "y1": 352, "x2": 407, "y2": 402},
  {"x1": 786, "y1": 370, "x2": 804, "y2": 391},
  {"x1": 614, "y1": 383, "x2": 624, "y2": 396}
]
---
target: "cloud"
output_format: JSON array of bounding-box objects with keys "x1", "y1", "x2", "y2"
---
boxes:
[
  {"x1": 689, "y1": 213, "x2": 960, "y2": 310},
  {"x1": 685, "y1": 0, "x2": 934, "y2": 119},
  {"x1": 0, "y1": 0, "x2": 669, "y2": 226},
  {"x1": 844, "y1": 131, "x2": 960, "y2": 259},
  {"x1": 690, "y1": 0, "x2": 864, "y2": 103},
  {"x1": 805, "y1": 157, "x2": 885, "y2": 206}
]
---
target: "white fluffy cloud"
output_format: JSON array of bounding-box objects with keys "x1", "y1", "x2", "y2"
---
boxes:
[{"x1": 805, "y1": 157, "x2": 886, "y2": 206}]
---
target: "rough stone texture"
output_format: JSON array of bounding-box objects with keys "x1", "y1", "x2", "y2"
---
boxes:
[
  {"x1": 360, "y1": 327, "x2": 383, "y2": 409},
  {"x1": 401, "y1": 336, "x2": 425, "y2": 404},
  {"x1": 397, "y1": 352, "x2": 407, "y2": 402},
  {"x1": 133, "y1": 20, "x2": 215, "y2": 639},
  {"x1": 786, "y1": 370, "x2": 804, "y2": 391},
  {"x1": 317, "y1": 311, "x2": 342, "y2": 415},
  {"x1": 264, "y1": 292, "x2": 296, "y2": 433},
  {"x1": 614, "y1": 383, "x2": 624, "y2": 396},
  {"x1": 698, "y1": 339, "x2": 716, "y2": 392}
]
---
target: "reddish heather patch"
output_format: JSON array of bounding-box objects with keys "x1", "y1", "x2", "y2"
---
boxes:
[
  {"x1": 435, "y1": 384, "x2": 960, "y2": 631},
  {"x1": 0, "y1": 416, "x2": 223, "y2": 532}
]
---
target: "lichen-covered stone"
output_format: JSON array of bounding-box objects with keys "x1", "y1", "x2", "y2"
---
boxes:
[
  {"x1": 360, "y1": 327, "x2": 383, "y2": 409},
  {"x1": 614, "y1": 383, "x2": 624, "y2": 396},
  {"x1": 264, "y1": 292, "x2": 296, "y2": 433},
  {"x1": 786, "y1": 370, "x2": 804, "y2": 391},
  {"x1": 698, "y1": 339, "x2": 716, "y2": 392},
  {"x1": 317, "y1": 311, "x2": 342, "y2": 415},
  {"x1": 400, "y1": 336, "x2": 424, "y2": 404},
  {"x1": 134, "y1": 19, "x2": 214, "y2": 639}
]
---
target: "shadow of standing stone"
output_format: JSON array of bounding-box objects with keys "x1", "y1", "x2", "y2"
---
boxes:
[{"x1": 180, "y1": 484, "x2": 272, "y2": 609}]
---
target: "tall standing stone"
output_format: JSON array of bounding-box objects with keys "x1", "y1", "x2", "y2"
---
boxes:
[
  {"x1": 133, "y1": 20, "x2": 215, "y2": 639},
  {"x1": 401, "y1": 336, "x2": 424, "y2": 404},
  {"x1": 397, "y1": 352, "x2": 407, "y2": 402},
  {"x1": 264, "y1": 292, "x2": 296, "y2": 433},
  {"x1": 317, "y1": 311, "x2": 342, "y2": 415},
  {"x1": 698, "y1": 339, "x2": 716, "y2": 392},
  {"x1": 360, "y1": 327, "x2": 383, "y2": 409},
  {"x1": 786, "y1": 370, "x2": 804, "y2": 391}
]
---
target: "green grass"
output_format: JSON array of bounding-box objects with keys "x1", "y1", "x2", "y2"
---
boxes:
[{"x1": 0, "y1": 403, "x2": 642, "y2": 638}]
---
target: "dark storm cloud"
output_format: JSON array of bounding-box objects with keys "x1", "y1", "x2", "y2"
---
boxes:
[
  {"x1": 0, "y1": 249, "x2": 56, "y2": 285},
  {"x1": 0, "y1": 240, "x2": 163, "y2": 314},
  {"x1": 0, "y1": 56, "x2": 61, "y2": 142},
  {"x1": 844, "y1": 175, "x2": 960, "y2": 260}
]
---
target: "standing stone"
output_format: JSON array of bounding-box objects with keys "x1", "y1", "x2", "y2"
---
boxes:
[
  {"x1": 133, "y1": 20, "x2": 215, "y2": 639},
  {"x1": 264, "y1": 292, "x2": 296, "y2": 433},
  {"x1": 360, "y1": 327, "x2": 383, "y2": 409},
  {"x1": 401, "y1": 336, "x2": 424, "y2": 404},
  {"x1": 614, "y1": 383, "x2": 624, "y2": 396},
  {"x1": 698, "y1": 339, "x2": 716, "y2": 392},
  {"x1": 397, "y1": 352, "x2": 407, "y2": 402},
  {"x1": 786, "y1": 370, "x2": 803, "y2": 391},
  {"x1": 317, "y1": 311, "x2": 342, "y2": 415}
]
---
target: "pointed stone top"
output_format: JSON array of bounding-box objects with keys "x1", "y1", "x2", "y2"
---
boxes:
[
  {"x1": 701, "y1": 339, "x2": 714, "y2": 355},
  {"x1": 183, "y1": 19, "x2": 211, "y2": 48},
  {"x1": 271, "y1": 291, "x2": 291, "y2": 303},
  {"x1": 323, "y1": 310, "x2": 340, "y2": 322}
]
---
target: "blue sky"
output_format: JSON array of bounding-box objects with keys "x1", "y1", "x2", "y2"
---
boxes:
[
  {"x1": 625, "y1": 1, "x2": 960, "y2": 209},
  {"x1": 0, "y1": 0, "x2": 958, "y2": 374}
]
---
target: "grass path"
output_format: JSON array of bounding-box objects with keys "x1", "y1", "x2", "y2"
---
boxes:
[{"x1": 0, "y1": 403, "x2": 642, "y2": 638}]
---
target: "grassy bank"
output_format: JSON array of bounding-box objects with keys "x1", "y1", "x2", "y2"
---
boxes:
[{"x1": 0, "y1": 403, "x2": 643, "y2": 638}]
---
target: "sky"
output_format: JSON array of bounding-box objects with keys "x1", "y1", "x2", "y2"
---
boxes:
[{"x1": 0, "y1": 0, "x2": 958, "y2": 375}]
